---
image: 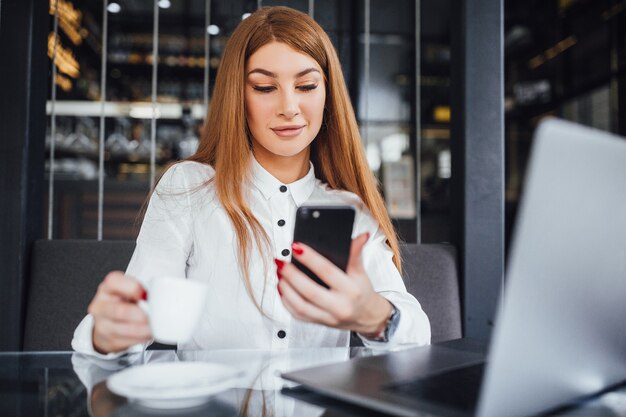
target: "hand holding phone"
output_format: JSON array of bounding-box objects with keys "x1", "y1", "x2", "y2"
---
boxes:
[
  {"x1": 291, "y1": 205, "x2": 355, "y2": 288},
  {"x1": 282, "y1": 217, "x2": 393, "y2": 336}
]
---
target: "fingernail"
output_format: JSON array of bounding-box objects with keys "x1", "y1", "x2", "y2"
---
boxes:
[
  {"x1": 292, "y1": 242, "x2": 304, "y2": 255},
  {"x1": 277, "y1": 270, "x2": 282, "y2": 280},
  {"x1": 140, "y1": 289, "x2": 148, "y2": 301},
  {"x1": 274, "y1": 258, "x2": 285, "y2": 270},
  {"x1": 365, "y1": 232, "x2": 370, "y2": 241},
  {"x1": 277, "y1": 284, "x2": 282, "y2": 296}
]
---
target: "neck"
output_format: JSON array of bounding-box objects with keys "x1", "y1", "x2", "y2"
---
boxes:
[{"x1": 253, "y1": 148, "x2": 311, "y2": 184}]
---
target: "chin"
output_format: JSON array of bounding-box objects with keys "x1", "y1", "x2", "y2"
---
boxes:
[
  {"x1": 267, "y1": 139, "x2": 313, "y2": 158},
  {"x1": 252, "y1": 131, "x2": 317, "y2": 159},
  {"x1": 271, "y1": 146, "x2": 308, "y2": 158}
]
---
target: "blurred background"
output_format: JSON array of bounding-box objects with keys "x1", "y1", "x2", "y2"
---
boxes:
[{"x1": 41, "y1": 0, "x2": 626, "y2": 249}]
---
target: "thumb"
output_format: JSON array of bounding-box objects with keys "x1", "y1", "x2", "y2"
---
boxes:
[{"x1": 347, "y1": 232, "x2": 370, "y2": 273}]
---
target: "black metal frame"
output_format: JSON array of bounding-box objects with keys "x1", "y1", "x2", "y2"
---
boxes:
[
  {"x1": 0, "y1": 0, "x2": 48, "y2": 350},
  {"x1": 450, "y1": 0, "x2": 505, "y2": 341}
]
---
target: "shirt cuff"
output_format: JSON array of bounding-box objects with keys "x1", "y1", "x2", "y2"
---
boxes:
[
  {"x1": 356, "y1": 302, "x2": 398, "y2": 350},
  {"x1": 71, "y1": 314, "x2": 146, "y2": 360},
  {"x1": 357, "y1": 295, "x2": 431, "y2": 349}
]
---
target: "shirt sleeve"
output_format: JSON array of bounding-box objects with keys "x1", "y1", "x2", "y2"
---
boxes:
[
  {"x1": 126, "y1": 162, "x2": 198, "y2": 283},
  {"x1": 71, "y1": 314, "x2": 147, "y2": 359},
  {"x1": 71, "y1": 163, "x2": 199, "y2": 358},
  {"x1": 354, "y1": 210, "x2": 432, "y2": 349}
]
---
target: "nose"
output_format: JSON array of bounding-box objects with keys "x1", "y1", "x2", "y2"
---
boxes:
[{"x1": 278, "y1": 90, "x2": 300, "y2": 119}]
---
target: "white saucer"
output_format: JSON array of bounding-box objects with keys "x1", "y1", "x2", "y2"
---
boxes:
[{"x1": 107, "y1": 362, "x2": 242, "y2": 409}]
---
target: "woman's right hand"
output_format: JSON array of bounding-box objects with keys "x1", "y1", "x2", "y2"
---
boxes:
[{"x1": 88, "y1": 271, "x2": 152, "y2": 354}]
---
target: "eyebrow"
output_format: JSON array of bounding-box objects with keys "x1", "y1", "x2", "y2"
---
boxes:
[{"x1": 247, "y1": 67, "x2": 320, "y2": 78}]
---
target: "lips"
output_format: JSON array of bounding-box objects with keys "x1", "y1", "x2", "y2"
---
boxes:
[{"x1": 271, "y1": 125, "x2": 305, "y2": 137}]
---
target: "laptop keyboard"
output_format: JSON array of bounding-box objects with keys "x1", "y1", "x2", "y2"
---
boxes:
[{"x1": 385, "y1": 363, "x2": 485, "y2": 412}]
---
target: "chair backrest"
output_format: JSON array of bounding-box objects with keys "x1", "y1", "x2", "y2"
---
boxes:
[
  {"x1": 400, "y1": 243, "x2": 462, "y2": 343},
  {"x1": 348, "y1": 243, "x2": 461, "y2": 346},
  {"x1": 24, "y1": 240, "x2": 461, "y2": 350},
  {"x1": 23, "y1": 239, "x2": 135, "y2": 351}
]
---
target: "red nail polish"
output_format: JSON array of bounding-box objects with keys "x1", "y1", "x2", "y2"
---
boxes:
[
  {"x1": 292, "y1": 242, "x2": 304, "y2": 255},
  {"x1": 274, "y1": 259, "x2": 285, "y2": 270},
  {"x1": 140, "y1": 289, "x2": 148, "y2": 301},
  {"x1": 277, "y1": 270, "x2": 282, "y2": 280}
]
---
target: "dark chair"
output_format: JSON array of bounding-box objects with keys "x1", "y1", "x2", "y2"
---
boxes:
[
  {"x1": 24, "y1": 240, "x2": 461, "y2": 350},
  {"x1": 400, "y1": 243, "x2": 462, "y2": 343},
  {"x1": 23, "y1": 239, "x2": 135, "y2": 351},
  {"x1": 349, "y1": 243, "x2": 461, "y2": 346}
]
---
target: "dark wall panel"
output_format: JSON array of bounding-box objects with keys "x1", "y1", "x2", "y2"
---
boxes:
[
  {"x1": 0, "y1": 0, "x2": 48, "y2": 350},
  {"x1": 451, "y1": 0, "x2": 505, "y2": 340}
]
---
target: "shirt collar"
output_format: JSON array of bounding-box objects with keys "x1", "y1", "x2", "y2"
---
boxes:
[{"x1": 250, "y1": 156, "x2": 316, "y2": 207}]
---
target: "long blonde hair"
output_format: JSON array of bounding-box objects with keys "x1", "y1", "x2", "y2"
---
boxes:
[{"x1": 188, "y1": 6, "x2": 401, "y2": 312}]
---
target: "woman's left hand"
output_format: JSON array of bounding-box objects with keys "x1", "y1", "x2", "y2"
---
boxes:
[{"x1": 276, "y1": 232, "x2": 392, "y2": 337}]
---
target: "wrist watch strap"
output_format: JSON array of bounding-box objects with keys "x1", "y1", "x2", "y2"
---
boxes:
[{"x1": 365, "y1": 302, "x2": 401, "y2": 343}]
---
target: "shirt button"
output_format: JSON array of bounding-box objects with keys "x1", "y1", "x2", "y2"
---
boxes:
[
  {"x1": 277, "y1": 219, "x2": 285, "y2": 227},
  {"x1": 277, "y1": 330, "x2": 286, "y2": 339},
  {"x1": 281, "y1": 249, "x2": 290, "y2": 256},
  {"x1": 279, "y1": 185, "x2": 288, "y2": 193}
]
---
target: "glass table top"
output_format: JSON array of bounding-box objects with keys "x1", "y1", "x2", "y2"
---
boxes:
[{"x1": 1, "y1": 345, "x2": 626, "y2": 417}]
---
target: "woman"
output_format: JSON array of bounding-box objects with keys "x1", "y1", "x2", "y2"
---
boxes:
[{"x1": 72, "y1": 6, "x2": 430, "y2": 357}]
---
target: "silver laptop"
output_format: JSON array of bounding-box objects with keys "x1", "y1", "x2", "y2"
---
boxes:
[{"x1": 282, "y1": 118, "x2": 626, "y2": 417}]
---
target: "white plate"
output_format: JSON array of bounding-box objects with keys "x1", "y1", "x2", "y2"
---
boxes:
[{"x1": 107, "y1": 362, "x2": 243, "y2": 409}]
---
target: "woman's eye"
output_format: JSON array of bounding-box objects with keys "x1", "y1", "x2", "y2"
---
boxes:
[
  {"x1": 253, "y1": 86, "x2": 275, "y2": 93},
  {"x1": 298, "y1": 84, "x2": 318, "y2": 92}
]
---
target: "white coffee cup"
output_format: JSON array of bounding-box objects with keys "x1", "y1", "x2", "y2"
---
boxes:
[{"x1": 140, "y1": 277, "x2": 208, "y2": 345}]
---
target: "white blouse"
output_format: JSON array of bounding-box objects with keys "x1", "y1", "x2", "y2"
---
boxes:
[{"x1": 72, "y1": 158, "x2": 431, "y2": 358}]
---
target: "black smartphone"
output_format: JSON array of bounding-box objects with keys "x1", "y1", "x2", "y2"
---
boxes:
[{"x1": 292, "y1": 205, "x2": 356, "y2": 288}]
